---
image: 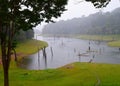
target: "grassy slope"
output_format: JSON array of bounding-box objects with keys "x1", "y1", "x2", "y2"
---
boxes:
[{"x1": 0, "y1": 62, "x2": 120, "y2": 86}]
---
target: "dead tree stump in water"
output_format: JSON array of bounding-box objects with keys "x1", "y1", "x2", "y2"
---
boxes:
[
  {"x1": 38, "y1": 48, "x2": 40, "y2": 69},
  {"x1": 50, "y1": 46, "x2": 53, "y2": 58},
  {"x1": 42, "y1": 47, "x2": 47, "y2": 69}
]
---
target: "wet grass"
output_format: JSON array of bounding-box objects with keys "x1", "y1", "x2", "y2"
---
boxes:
[{"x1": 0, "y1": 62, "x2": 120, "y2": 86}]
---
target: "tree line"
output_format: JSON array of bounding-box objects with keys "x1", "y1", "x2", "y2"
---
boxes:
[{"x1": 42, "y1": 7, "x2": 120, "y2": 35}]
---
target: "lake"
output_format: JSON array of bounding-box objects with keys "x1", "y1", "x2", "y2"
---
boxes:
[{"x1": 19, "y1": 36, "x2": 120, "y2": 70}]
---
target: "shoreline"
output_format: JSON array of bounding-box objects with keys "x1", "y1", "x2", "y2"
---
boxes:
[{"x1": 0, "y1": 39, "x2": 48, "y2": 65}]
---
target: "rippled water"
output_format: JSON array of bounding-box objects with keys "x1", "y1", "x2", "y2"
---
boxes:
[{"x1": 19, "y1": 36, "x2": 120, "y2": 70}]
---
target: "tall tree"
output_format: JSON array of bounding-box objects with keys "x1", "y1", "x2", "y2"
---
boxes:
[{"x1": 0, "y1": 0, "x2": 68, "y2": 86}]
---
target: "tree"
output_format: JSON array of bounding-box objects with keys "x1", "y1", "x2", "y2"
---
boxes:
[
  {"x1": 0, "y1": 0, "x2": 68, "y2": 86},
  {"x1": 85, "y1": 0, "x2": 111, "y2": 8}
]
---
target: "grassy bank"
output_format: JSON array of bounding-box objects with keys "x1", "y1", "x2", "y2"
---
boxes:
[
  {"x1": 15, "y1": 39, "x2": 48, "y2": 58},
  {"x1": 75, "y1": 35, "x2": 120, "y2": 47},
  {"x1": 75, "y1": 35, "x2": 120, "y2": 41},
  {"x1": 108, "y1": 41, "x2": 120, "y2": 47},
  {"x1": 0, "y1": 39, "x2": 48, "y2": 60},
  {"x1": 0, "y1": 62, "x2": 120, "y2": 86}
]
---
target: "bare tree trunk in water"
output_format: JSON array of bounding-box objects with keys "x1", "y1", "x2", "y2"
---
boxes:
[
  {"x1": 42, "y1": 47, "x2": 47, "y2": 68},
  {"x1": 50, "y1": 46, "x2": 53, "y2": 58},
  {"x1": 38, "y1": 48, "x2": 40, "y2": 69}
]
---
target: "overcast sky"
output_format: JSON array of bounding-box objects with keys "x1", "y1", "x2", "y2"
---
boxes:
[
  {"x1": 57, "y1": 0, "x2": 120, "y2": 20},
  {"x1": 34, "y1": 0, "x2": 120, "y2": 31}
]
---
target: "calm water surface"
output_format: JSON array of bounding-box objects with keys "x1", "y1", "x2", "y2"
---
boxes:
[{"x1": 19, "y1": 36, "x2": 120, "y2": 70}]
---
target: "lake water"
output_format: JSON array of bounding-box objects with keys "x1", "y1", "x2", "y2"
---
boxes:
[{"x1": 19, "y1": 36, "x2": 120, "y2": 70}]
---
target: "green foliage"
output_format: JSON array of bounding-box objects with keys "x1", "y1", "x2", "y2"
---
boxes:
[
  {"x1": 14, "y1": 29, "x2": 34, "y2": 41},
  {"x1": 0, "y1": 0, "x2": 68, "y2": 30},
  {"x1": 85, "y1": 0, "x2": 110, "y2": 8}
]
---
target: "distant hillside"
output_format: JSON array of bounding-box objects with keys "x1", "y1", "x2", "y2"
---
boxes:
[{"x1": 42, "y1": 7, "x2": 120, "y2": 35}]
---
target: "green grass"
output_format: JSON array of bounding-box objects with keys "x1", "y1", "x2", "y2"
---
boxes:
[
  {"x1": 108, "y1": 41, "x2": 120, "y2": 47},
  {"x1": 0, "y1": 39, "x2": 48, "y2": 59},
  {"x1": 16, "y1": 39, "x2": 48, "y2": 55},
  {"x1": 0, "y1": 62, "x2": 120, "y2": 86}
]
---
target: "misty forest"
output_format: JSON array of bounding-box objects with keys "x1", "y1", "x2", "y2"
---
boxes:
[
  {"x1": 42, "y1": 7, "x2": 120, "y2": 35},
  {"x1": 0, "y1": 0, "x2": 120, "y2": 86}
]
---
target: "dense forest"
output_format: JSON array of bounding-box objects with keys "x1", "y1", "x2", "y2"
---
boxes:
[{"x1": 42, "y1": 7, "x2": 120, "y2": 35}]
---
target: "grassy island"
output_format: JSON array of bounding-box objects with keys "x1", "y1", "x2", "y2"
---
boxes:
[{"x1": 75, "y1": 35, "x2": 120, "y2": 47}]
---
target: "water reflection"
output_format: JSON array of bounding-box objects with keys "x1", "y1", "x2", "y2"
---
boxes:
[{"x1": 19, "y1": 36, "x2": 120, "y2": 70}]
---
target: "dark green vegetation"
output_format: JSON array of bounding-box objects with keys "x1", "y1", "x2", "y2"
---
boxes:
[
  {"x1": 0, "y1": 62, "x2": 120, "y2": 86},
  {"x1": 42, "y1": 7, "x2": 120, "y2": 35},
  {"x1": 15, "y1": 29, "x2": 34, "y2": 42},
  {"x1": 0, "y1": 0, "x2": 68, "y2": 86},
  {"x1": 85, "y1": 0, "x2": 110, "y2": 8}
]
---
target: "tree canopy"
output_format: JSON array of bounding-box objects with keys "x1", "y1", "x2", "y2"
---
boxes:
[
  {"x1": 0, "y1": 0, "x2": 68, "y2": 30},
  {"x1": 85, "y1": 0, "x2": 111, "y2": 8},
  {"x1": 0, "y1": 0, "x2": 68, "y2": 86}
]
